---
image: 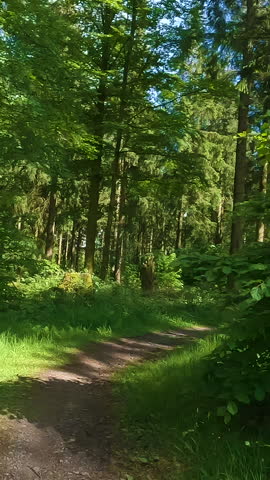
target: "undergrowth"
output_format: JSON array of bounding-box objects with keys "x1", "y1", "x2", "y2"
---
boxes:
[
  {"x1": 0, "y1": 282, "x2": 218, "y2": 382},
  {"x1": 115, "y1": 335, "x2": 270, "y2": 480}
]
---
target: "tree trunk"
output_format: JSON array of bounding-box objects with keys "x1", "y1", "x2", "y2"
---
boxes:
[
  {"x1": 57, "y1": 232, "x2": 63, "y2": 266},
  {"x1": 230, "y1": 0, "x2": 254, "y2": 254},
  {"x1": 69, "y1": 220, "x2": 77, "y2": 268},
  {"x1": 256, "y1": 161, "x2": 268, "y2": 242},
  {"x1": 85, "y1": 6, "x2": 114, "y2": 275},
  {"x1": 161, "y1": 218, "x2": 166, "y2": 253},
  {"x1": 114, "y1": 159, "x2": 128, "y2": 284},
  {"x1": 17, "y1": 217, "x2": 22, "y2": 231},
  {"x1": 175, "y1": 195, "x2": 184, "y2": 250},
  {"x1": 256, "y1": 79, "x2": 270, "y2": 242},
  {"x1": 75, "y1": 228, "x2": 83, "y2": 272},
  {"x1": 213, "y1": 200, "x2": 223, "y2": 245},
  {"x1": 140, "y1": 257, "x2": 155, "y2": 293},
  {"x1": 45, "y1": 178, "x2": 57, "y2": 260},
  {"x1": 230, "y1": 93, "x2": 250, "y2": 253},
  {"x1": 149, "y1": 226, "x2": 154, "y2": 254},
  {"x1": 65, "y1": 233, "x2": 69, "y2": 267},
  {"x1": 100, "y1": 2, "x2": 137, "y2": 280},
  {"x1": 100, "y1": 145, "x2": 120, "y2": 280}
]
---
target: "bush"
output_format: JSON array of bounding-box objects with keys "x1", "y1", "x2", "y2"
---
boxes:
[
  {"x1": 59, "y1": 272, "x2": 93, "y2": 294},
  {"x1": 155, "y1": 253, "x2": 183, "y2": 291},
  {"x1": 123, "y1": 264, "x2": 141, "y2": 289}
]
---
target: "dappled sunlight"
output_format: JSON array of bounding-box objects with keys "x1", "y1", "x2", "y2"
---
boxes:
[
  {"x1": 0, "y1": 286, "x2": 210, "y2": 383},
  {"x1": 0, "y1": 327, "x2": 205, "y2": 479},
  {"x1": 115, "y1": 335, "x2": 220, "y2": 433}
]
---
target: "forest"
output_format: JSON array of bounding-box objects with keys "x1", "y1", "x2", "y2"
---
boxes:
[{"x1": 0, "y1": 0, "x2": 270, "y2": 479}]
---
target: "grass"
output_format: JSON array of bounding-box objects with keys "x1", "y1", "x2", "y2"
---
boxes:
[
  {"x1": 0, "y1": 284, "x2": 220, "y2": 383},
  {"x1": 114, "y1": 334, "x2": 270, "y2": 480}
]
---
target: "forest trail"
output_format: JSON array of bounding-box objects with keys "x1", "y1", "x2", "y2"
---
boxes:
[{"x1": 0, "y1": 327, "x2": 209, "y2": 480}]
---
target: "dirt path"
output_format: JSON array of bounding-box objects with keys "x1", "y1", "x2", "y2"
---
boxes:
[{"x1": 0, "y1": 328, "x2": 209, "y2": 480}]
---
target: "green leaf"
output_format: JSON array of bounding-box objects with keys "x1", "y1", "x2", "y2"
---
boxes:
[
  {"x1": 206, "y1": 270, "x2": 216, "y2": 282},
  {"x1": 224, "y1": 413, "x2": 232, "y2": 424},
  {"x1": 251, "y1": 286, "x2": 262, "y2": 301},
  {"x1": 255, "y1": 386, "x2": 265, "y2": 402},
  {"x1": 222, "y1": 266, "x2": 232, "y2": 275},
  {"x1": 138, "y1": 457, "x2": 149, "y2": 464},
  {"x1": 249, "y1": 264, "x2": 267, "y2": 271},
  {"x1": 217, "y1": 406, "x2": 227, "y2": 417},
  {"x1": 235, "y1": 392, "x2": 250, "y2": 404},
  {"x1": 227, "y1": 401, "x2": 238, "y2": 416}
]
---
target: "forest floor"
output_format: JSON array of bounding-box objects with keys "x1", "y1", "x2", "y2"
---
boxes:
[{"x1": 0, "y1": 327, "x2": 209, "y2": 480}]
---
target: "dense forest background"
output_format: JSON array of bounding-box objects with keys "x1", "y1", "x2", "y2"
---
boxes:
[
  {"x1": 1, "y1": 0, "x2": 269, "y2": 286},
  {"x1": 1, "y1": 1, "x2": 270, "y2": 479}
]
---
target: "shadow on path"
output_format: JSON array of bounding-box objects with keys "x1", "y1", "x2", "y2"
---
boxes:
[{"x1": 0, "y1": 328, "x2": 209, "y2": 480}]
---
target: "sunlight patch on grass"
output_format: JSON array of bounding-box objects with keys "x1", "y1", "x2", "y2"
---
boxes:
[
  {"x1": 0, "y1": 287, "x2": 214, "y2": 383},
  {"x1": 115, "y1": 335, "x2": 220, "y2": 429}
]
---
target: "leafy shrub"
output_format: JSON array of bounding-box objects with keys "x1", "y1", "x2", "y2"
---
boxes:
[
  {"x1": 0, "y1": 215, "x2": 39, "y2": 305},
  {"x1": 123, "y1": 263, "x2": 141, "y2": 289},
  {"x1": 16, "y1": 263, "x2": 64, "y2": 298},
  {"x1": 202, "y1": 246, "x2": 270, "y2": 423},
  {"x1": 175, "y1": 244, "x2": 270, "y2": 424},
  {"x1": 59, "y1": 272, "x2": 93, "y2": 294},
  {"x1": 177, "y1": 244, "x2": 270, "y2": 298},
  {"x1": 207, "y1": 294, "x2": 270, "y2": 424},
  {"x1": 155, "y1": 253, "x2": 183, "y2": 291}
]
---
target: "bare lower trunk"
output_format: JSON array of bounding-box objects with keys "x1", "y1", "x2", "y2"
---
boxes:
[
  {"x1": 45, "y1": 179, "x2": 57, "y2": 260},
  {"x1": 100, "y1": 2, "x2": 137, "y2": 280},
  {"x1": 256, "y1": 162, "x2": 268, "y2": 242},
  {"x1": 17, "y1": 217, "x2": 22, "y2": 231},
  {"x1": 213, "y1": 200, "x2": 223, "y2": 245},
  {"x1": 149, "y1": 227, "x2": 154, "y2": 254},
  {"x1": 65, "y1": 233, "x2": 69, "y2": 267},
  {"x1": 256, "y1": 78, "x2": 270, "y2": 242},
  {"x1": 114, "y1": 159, "x2": 127, "y2": 284},
  {"x1": 161, "y1": 218, "x2": 166, "y2": 253},
  {"x1": 75, "y1": 228, "x2": 83, "y2": 272},
  {"x1": 140, "y1": 257, "x2": 155, "y2": 293},
  {"x1": 69, "y1": 220, "x2": 77, "y2": 268},
  {"x1": 230, "y1": 0, "x2": 254, "y2": 254},
  {"x1": 230, "y1": 93, "x2": 249, "y2": 253},
  {"x1": 100, "y1": 148, "x2": 120, "y2": 280},
  {"x1": 57, "y1": 232, "x2": 63, "y2": 266},
  {"x1": 85, "y1": 168, "x2": 102, "y2": 275},
  {"x1": 84, "y1": 6, "x2": 114, "y2": 275},
  {"x1": 175, "y1": 196, "x2": 184, "y2": 250}
]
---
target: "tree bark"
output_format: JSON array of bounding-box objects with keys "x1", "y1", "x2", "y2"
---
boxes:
[
  {"x1": 230, "y1": 0, "x2": 255, "y2": 254},
  {"x1": 64, "y1": 232, "x2": 69, "y2": 267},
  {"x1": 213, "y1": 200, "x2": 223, "y2": 245},
  {"x1": 100, "y1": 1, "x2": 137, "y2": 280},
  {"x1": 69, "y1": 220, "x2": 77, "y2": 268},
  {"x1": 140, "y1": 257, "x2": 155, "y2": 293},
  {"x1": 57, "y1": 232, "x2": 63, "y2": 266},
  {"x1": 256, "y1": 160, "x2": 268, "y2": 242},
  {"x1": 175, "y1": 195, "x2": 184, "y2": 250},
  {"x1": 75, "y1": 228, "x2": 83, "y2": 272},
  {"x1": 17, "y1": 217, "x2": 22, "y2": 231},
  {"x1": 85, "y1": 6, "x2": 114, "y2": 275},
  {"x1": 45, "y1": 177, "x2": 57, "y2": 260},
  {"x1": 256, "y1": 79, "x2": 270, "y2": 242},
  {"x1": 114, "y1": 159, "x2": 128, "y2": 284}
]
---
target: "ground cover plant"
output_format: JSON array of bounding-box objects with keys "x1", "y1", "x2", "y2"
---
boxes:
[
  {"x1": 115, "y1": 333, "x2": 270, "y2": 480},
  {"x1": 0, "y1": 274, "x2": 212, "y2": 383}
]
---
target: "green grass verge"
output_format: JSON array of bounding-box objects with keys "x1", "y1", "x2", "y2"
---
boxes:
[
  {"x1": 114, "y1": 334, "x2": 270, "y2": 480},
  {"x1": 0, "y1": 285, "x2": 221, "y2": 383}
]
